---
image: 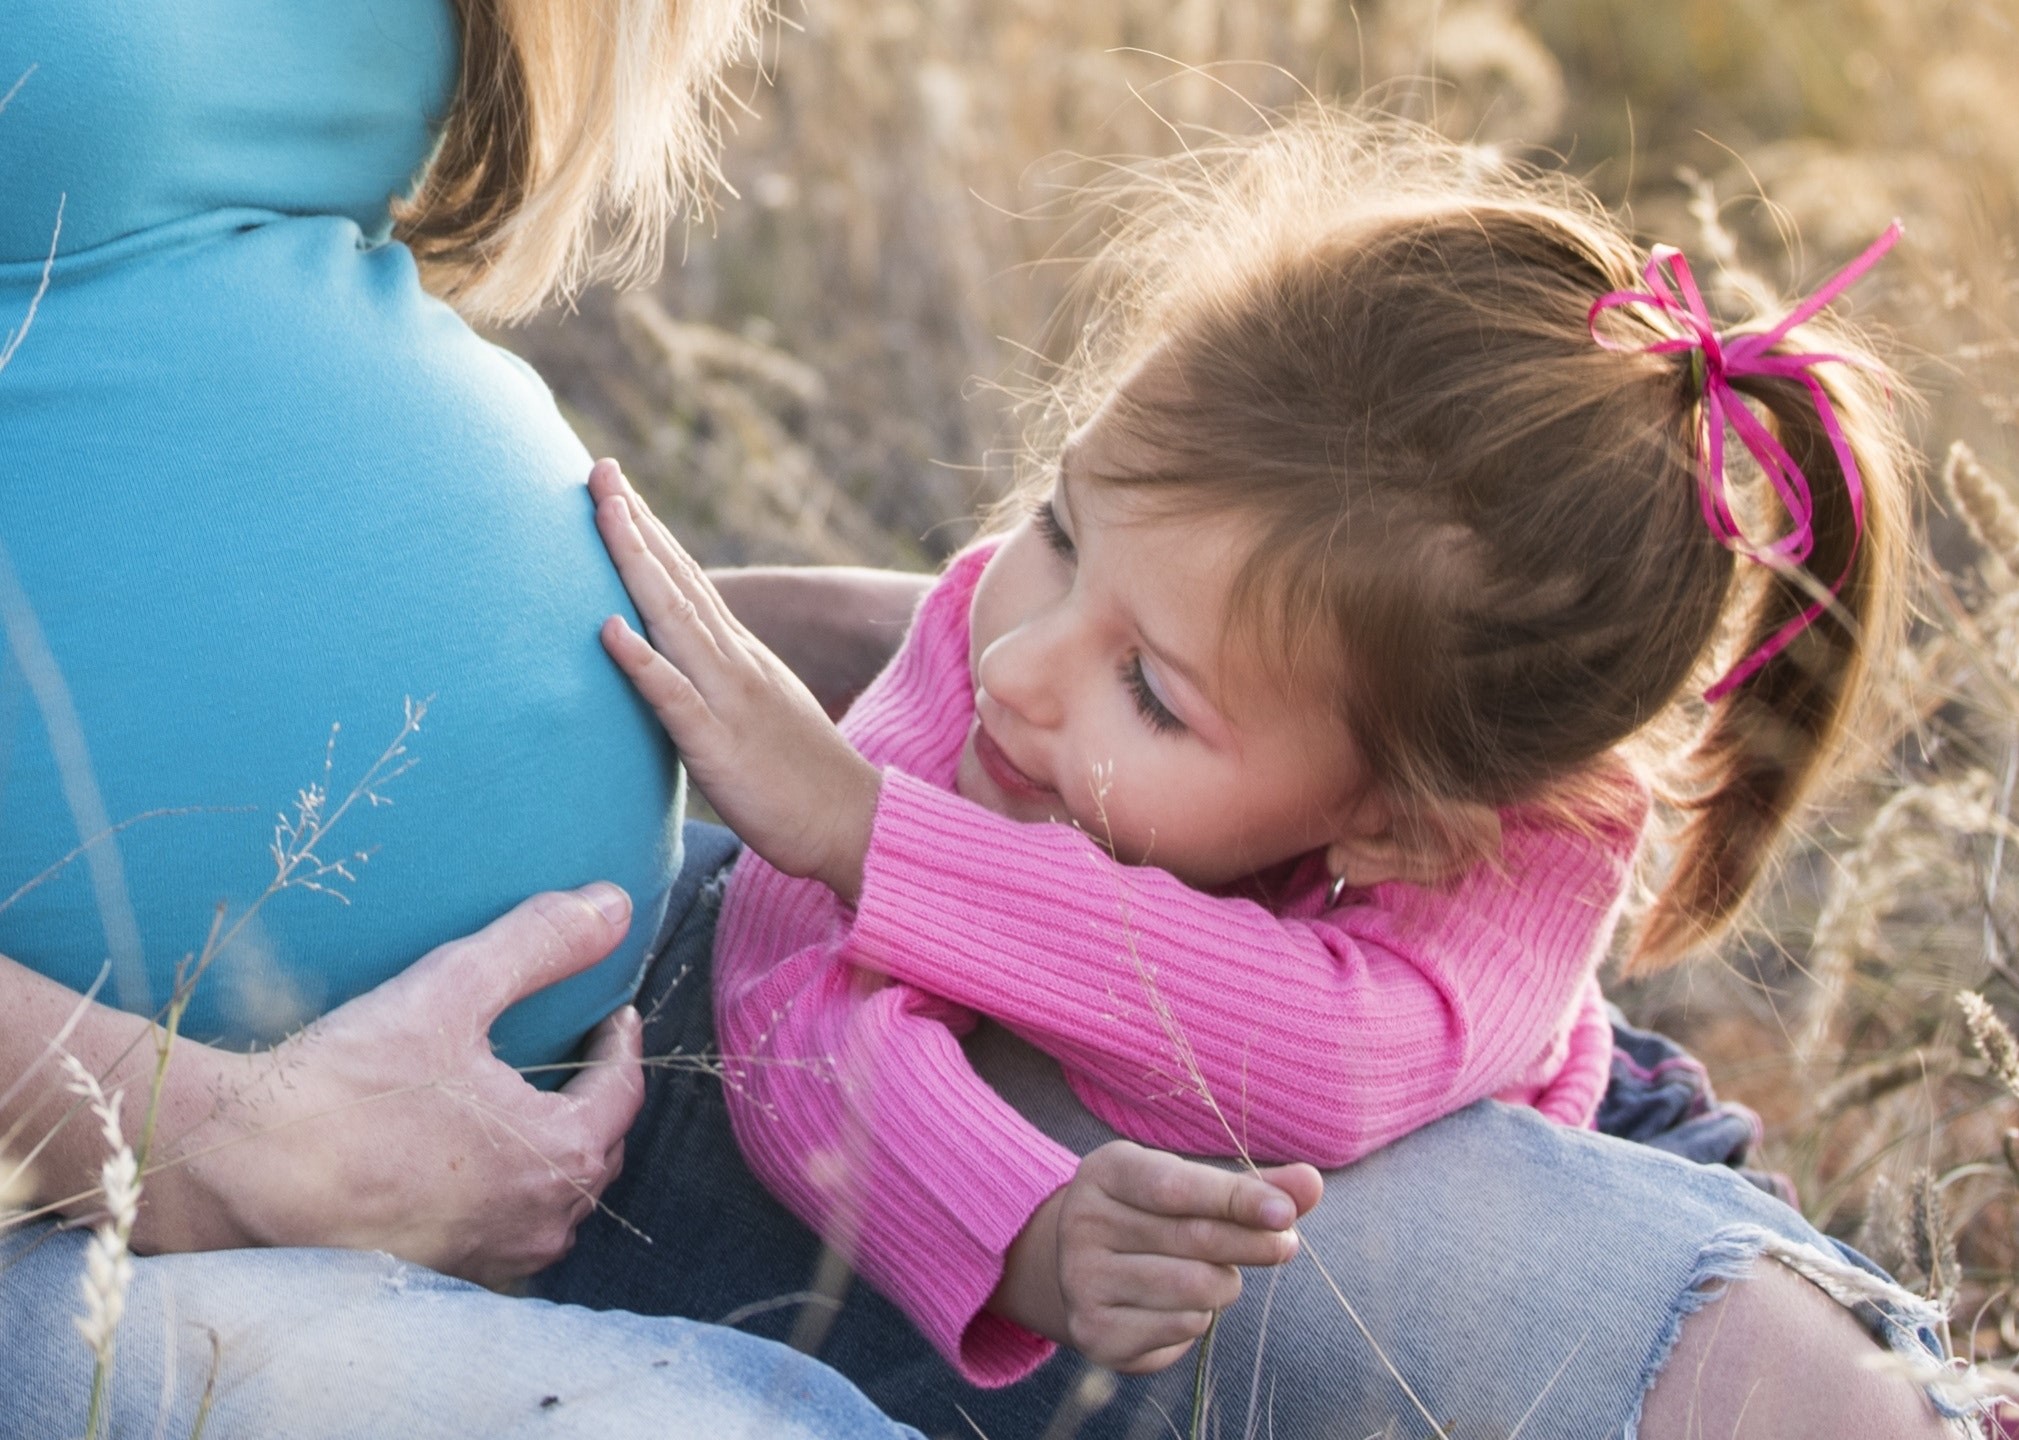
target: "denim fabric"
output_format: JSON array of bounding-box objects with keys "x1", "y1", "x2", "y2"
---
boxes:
[
  {"x1": 1597, "y1": 1004, "x2": 1798, "y2": 1204},
  {"x1": 538, "y1": 824, "x2": 1961, "y2": 1440},
  {"x1": 0, "y1": 1223, "x2": 925, "y2": 1440}
]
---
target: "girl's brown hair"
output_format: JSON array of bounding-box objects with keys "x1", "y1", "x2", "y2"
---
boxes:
[
  {"x1": 1030, "y1": 113, "x2": 1911, "y2": 971},
  {"x1": 393, "y1": 0, "x2": 767, "y2": 324}
]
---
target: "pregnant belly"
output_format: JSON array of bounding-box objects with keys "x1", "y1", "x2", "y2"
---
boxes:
[{"x1": 0, "y1": 215, "x2": 683, "y2": 1071}]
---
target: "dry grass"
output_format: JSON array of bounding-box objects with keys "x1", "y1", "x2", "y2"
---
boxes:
[
  {"x1": 504, "y1": 0, "x2": 2019, "y2": 1405},
  {"x1": 510, "y1": 0, "x2": 2019, "y2": 570}
]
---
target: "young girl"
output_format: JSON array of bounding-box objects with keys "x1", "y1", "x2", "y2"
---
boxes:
[{"x1": 592, "y1": 115, "x2": 1933, "y2": 1422}]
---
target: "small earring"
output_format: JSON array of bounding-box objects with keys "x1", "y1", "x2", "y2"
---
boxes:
[{"x1": 1325, "y1": 873, "x2": 1348, "y2": 908}]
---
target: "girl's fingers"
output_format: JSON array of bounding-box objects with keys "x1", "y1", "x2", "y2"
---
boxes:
[
  {"x1": 1077, "y1": 1307, "x2": 1216, "y2": 1375},
  {"x1": 587, "y1": 456, "x2": 627, "y2": 505},
  {"x1": 632, "y1": 500, "x2": 747, "y2": 650},
  {"x1": 1091, "y1": 1142, "x2": 1301, "y2": 1231},
  {"x1": 595, "y1": 496, "x2": 725, "y2": 672},
  {"x1": 605, "y1": 463, "x2": 743, "y2": 644},
  {"x1": 1111, "y1": 1210, "x2": 1299, "y2": 1269},
  {"x1": 1115, "y1": 1339, "x2": 1204, "y2": 1377},
  {"x1": 1253, "y1": 1162, "x2": 1324, "y2": 1217},
  {"x1": 602, "y1": 616, "x2": 711, "y2": 736},
  {"x1": 594, "y1": 491, "x2": 688, "y2": 621},
  {"x1": 1085, "y1": 1253, "x2": 1243, "y2": 1313},
  {"x1": 589, "y1": 461, "x2": 738, "y2": 653}
]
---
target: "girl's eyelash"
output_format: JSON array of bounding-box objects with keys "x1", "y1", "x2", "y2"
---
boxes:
[
  {"x1": 1123, "y1": 656, "x2": 1185, "y2": 734},
  {"x1": 1031, "y1": 497, "x2": 1076, "y2": 558}
]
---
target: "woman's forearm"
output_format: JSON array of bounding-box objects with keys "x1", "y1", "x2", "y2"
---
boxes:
[
  {"x1": 707, "y1": 566, "x2": 931, "y2": 718},
  {"x1": 0, "y1": 952, "x2": 242, "y2": 1251}
]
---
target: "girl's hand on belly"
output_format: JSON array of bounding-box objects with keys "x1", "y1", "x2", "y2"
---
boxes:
[
  {"x1": 593, "y1": 459, "x2": 883, "y2": 906},
  {"x1": 175, "y1": 884, "x2": 645, "y2": 1284}
]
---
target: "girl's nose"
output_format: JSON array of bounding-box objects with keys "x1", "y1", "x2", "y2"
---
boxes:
[{"x1": 975, "y1": 619, "x2": 1068, "y2": 731}]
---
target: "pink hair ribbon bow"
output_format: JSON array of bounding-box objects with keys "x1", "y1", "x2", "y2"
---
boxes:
[{"x1": 1587, "y1": 220, "x2": 1903, "y2": 702}]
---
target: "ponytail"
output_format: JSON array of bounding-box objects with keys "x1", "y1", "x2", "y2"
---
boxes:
[{"x1": 1628, "y1": 333, "x2": 1910, "y2": 971}]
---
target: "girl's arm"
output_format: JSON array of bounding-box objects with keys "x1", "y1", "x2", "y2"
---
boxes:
[
  {"x1": 844, "y1": 772, "x2": 1637, "y2": 1166},
  {"x1": 711, "y1": 901, "x2": 1073, "y2": 1384},
  {"x1": 1, "y1": 887, "x2": 646, "y2": 1285},
  {"x1": 717, "y1": 862, "x2": 1314, "y2": 1384}
]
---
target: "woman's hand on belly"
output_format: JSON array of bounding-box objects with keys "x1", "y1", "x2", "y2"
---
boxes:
[{"x1": 150, "y1": 885, "x2": 645, "y2": 1283}]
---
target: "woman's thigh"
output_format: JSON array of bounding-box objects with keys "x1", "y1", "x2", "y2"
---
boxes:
[
  {"x1": 0, "y1": 1221, "x2": 922, "y2": 1440},
  {"x1": 545, "y1": 823, "x2": 1959, "y2": 1439},
  {"x1": 950, "y1": 1026, "x2": 1959, "y2": 1440}
]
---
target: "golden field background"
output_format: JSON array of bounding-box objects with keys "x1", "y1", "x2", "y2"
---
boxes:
[{"x1": 507, "y1": 0, "x2": 2019, "y2": 1377}]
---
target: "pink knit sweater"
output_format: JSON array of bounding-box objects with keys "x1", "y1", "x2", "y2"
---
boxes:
[{"x1": 714, "y1": 543, "x2": 1645, "y2": 1385}]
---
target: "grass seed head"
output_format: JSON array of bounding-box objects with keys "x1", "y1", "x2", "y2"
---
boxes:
[
  {"x1": 1960, "y1": 991, "x2": 2019, "y2": 1102},
  {"x1": 1944, "y1": 441, "x2": 2019, "y2": 585}
]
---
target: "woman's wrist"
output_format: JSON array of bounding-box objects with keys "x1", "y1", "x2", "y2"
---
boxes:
[
  {"x1": 709, "y1": 566, "x2": 930, "y2": 718},
  {"x1": 121, "y1": 1040, "x2": 274, "y2": 1254},
  {"x1": 0, "y1": 950, "x2": 264, "y2": 1254}
]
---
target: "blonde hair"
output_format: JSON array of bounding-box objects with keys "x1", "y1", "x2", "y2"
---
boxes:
[
  {"x1": 1022, "y1": 111, "x2": 1913, "y2": 971},
  {"x1": 394, "y1": 0, "x2": 768, "y2": 324}
]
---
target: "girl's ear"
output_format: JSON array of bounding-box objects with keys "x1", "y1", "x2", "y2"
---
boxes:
[{"x1": 1325, "y1": 797, "x2": 1501, "y2": 889}]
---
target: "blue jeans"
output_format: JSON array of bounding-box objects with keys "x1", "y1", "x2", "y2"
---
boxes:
[
  {"x1": 0, "y1": 825, "x2": 1959, "y2": 1439},
  {"x1": 536, "y1": 824, "x2": 1962, "y2": 1440},
  {"x1": 0, "y1": 1229, "x2": 925, "y2": 1440}
]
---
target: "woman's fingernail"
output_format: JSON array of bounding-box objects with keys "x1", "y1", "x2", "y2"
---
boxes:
[
  {"x1": 582, "y1": 882, "x2": 631, "y2": 925},
  {"x1": 1259, "y1": 1194, "x2": 1295, "y2": 1229}
]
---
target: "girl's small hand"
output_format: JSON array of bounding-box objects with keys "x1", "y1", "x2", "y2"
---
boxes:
[
  {"x1": 590, "y1": 460, "x2": 882, "y2": 903},
  {"x1": 992, "y1": 1140, "x2": 1323, "y2": 1374}
]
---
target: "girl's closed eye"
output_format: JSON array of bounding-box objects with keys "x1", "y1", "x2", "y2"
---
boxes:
[
  {"x1": 1123, "y1": 654, "x2": 1185, "y2": 734},
  {"x1": 1032, "y1": 495, "x2": 1076, "y2": 560}
]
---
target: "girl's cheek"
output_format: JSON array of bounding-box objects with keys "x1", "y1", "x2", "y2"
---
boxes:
[{"x1": 1085, "y1": 780, "x2": 1163, "y2": 864}]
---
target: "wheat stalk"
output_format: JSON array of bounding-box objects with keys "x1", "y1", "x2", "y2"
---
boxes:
[
  {"x1": 1945, "y1": 442, "x2": 2019, "y2": 584},
  {"x1": 57, "y1": 1053, "x2": 139, "y2": 1440},
  {"x1": 1960, "y1": 992, "x2": 2019, "y2": 1102}
]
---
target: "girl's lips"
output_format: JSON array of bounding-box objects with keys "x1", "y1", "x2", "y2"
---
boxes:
[{"x1": 971, "y1": 719, "x2": 1051, "y2": 798}]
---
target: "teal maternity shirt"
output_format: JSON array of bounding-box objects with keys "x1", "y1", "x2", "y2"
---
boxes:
[{"x1": 0, "y1": 3, "x2": 684, "y2": 1070}]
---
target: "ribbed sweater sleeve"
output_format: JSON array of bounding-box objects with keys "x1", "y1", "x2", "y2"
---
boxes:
[
  {"x1": 712, "y1": 913, "x2": 1076, "y2": 1383},
  {"x1": 850, "y1": 771, "x2": 1640, "y2": 1167},
  {"x1": 1518, "y1": 976, "x2": 1613, "y2": 1125}
]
